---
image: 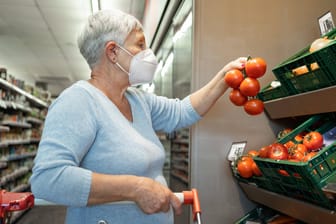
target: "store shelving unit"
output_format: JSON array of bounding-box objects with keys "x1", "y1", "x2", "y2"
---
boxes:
[
  {"x1": 239, "y1": 182, "x2": 336, "y2": 224},
  {"x1": 157, "y1": 132, "x2": 172, "y2": 186},
  {"x1": 264, "y1": 85, "x2": 336, "y2": 119},
  {"x1": 0, "y1": 78, "x2": 48, "y2": 194},
  {"x1": 0, "y1": 79, "x2": 48, "y2": 108},
  {"x1": 240, "y1": 85, "x2": 336, "y2": 223},
  {"x1": 170, "y1": 128, "x2": 190, "y2": 186}
]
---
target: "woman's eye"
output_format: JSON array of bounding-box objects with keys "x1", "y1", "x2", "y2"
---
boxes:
[{"x1": 138, "y1": 43, "x2": 146, "y2": 50}]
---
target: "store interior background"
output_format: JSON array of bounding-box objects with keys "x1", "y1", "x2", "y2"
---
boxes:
[{"x1": 0, "y1": 0, "x2": 336, "y2": 223}]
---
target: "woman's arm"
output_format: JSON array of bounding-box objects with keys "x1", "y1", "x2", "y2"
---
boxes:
[
  {"x1": 88, "y1": 173, "x2": 182, "y2": 215},
  {"x1": 190, "y1": 57, "x2": 247, "y2": 116}
]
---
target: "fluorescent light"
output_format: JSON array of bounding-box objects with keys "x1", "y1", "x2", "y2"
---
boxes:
[
  {"x1": 173, "y1": 11, "x2": 192, "y2": 43},
  {"x1": 161, "y1": 52, "x2": 174, "y2": 77},
  {"x1": 91, "y1": 0, "x2": 100, "y2": 13}
]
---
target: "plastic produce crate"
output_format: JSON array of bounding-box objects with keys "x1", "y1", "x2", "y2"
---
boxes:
[
  {"x1": 253, "y1": 114, "x2": 336, "y2": 209},
  {"x1": 234, "y1": 206, "x2": 278, "y2": 224},
  {"x1": 272, "y1": 28, "x2": 336, "y2": 95},
  {"x1": 257, "y1": 81, "x2": 290, "y2": 101}
]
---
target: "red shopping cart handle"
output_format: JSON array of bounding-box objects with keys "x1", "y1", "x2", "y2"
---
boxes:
[
  {"x1": 0, "y1": 189, "x2": 201, "y2": 223},
  {"x1": 175, "y1": 188, "x2": 202, "y2": 223},
  {"x1": 0, "y1": 190, "x2": 34, "y2": 218}
]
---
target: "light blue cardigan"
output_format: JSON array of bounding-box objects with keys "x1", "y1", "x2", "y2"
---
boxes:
[{"x1": 30, "y1": 80, "x2": 201, "y2": 224}]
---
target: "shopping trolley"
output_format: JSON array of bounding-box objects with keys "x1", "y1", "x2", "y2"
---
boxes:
[
  {"x1": 0, "y1": 190, "x2": 34, "y2": 224},
  {"x1": 0, "y1": 188, "x2": 202, "y2": 224}
]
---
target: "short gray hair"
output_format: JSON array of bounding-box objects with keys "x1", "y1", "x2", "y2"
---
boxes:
[{"x1": 77, "y1": 9, "x2": 143, "y2": 69}]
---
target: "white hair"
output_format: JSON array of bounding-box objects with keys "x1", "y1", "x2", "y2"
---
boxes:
[{"x1": 77, "y1": 9, "x2": 143, "y2": 69}]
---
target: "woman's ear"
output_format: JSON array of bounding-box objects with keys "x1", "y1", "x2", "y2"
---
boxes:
[{"x1": 105, "y1": 41, "x2": 118, "y2": 63}]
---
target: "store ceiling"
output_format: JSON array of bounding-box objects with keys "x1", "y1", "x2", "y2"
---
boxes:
[{"x1": 0, "y1": 0, "x2": 147, "y2": 96}]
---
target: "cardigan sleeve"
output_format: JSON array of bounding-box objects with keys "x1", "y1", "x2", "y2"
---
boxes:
[
  {"x1": 142, "y1": 91, "x2": 201, "y2": 133},
  {"x1": 30, "y1": 86, "x2": 97, "y2": 207}
]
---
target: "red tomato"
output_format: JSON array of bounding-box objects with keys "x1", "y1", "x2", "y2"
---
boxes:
[
  {"x1": 224, "y1": 69, "x2": 244, "y2": 88},
  {"x1": 288, "y1": 159, "x2": 301, "y2": 163},
  {"x1": 236, "y1": 156, "x2": 254, "y2": 178},
  {"x1": 239, "y1": 77, "x2": 260, "y2": 97},
  {"x1": 302, "y1": 151, "x2": 317, "y2": 162},
  {"x1": 244, "y1": 99, "x2": 264, "y2": 115},
  {"x1": 229, "y1": 89, "x2": 248, "y2": 106},
  {"x1": 247, "y1": 150, "x2": 259, "y2": 157},
  {"x1": 289, "y1": 150, "x2": 305, "y2": 161},
  {"x1": 245, "y1": 57, "x2": 267, "y2": 78},
  {"x1": 258, "y1": 145, "x2": 270, "y2": 158},
  {"x1": 278, "y1": 169, "x2": 290, "y2": 176},
  {"x1": 251, "y1": 161, "x2": 262, "y2": 176},
  {"x1": 303, "y1": 131, "x2": 324, "y2": 151},
  {"x1": 289, "y1": 143, "x2": 307, "y2": 155},
  {"x1": 284, "y1": 134, "x2": 304, "y2": 149},
  {"x1": 268, "y1": 143, "x2": 289, "y2": 160},
  {"x1": 277, "y1": 128, "x2": 293, "y2": 139}
]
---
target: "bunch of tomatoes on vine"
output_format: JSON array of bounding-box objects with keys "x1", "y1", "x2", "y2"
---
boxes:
[
  {"x1": 235, "y1": 128, "x2": 324, "y2": 179},
  {"x1": 224, "y1": 57, "x2": 267, "y2": 115}
]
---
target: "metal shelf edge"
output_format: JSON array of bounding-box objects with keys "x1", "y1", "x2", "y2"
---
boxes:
[
  {"x1": 264, "y1": 85, "x2": 336, "y2": 119},
  {"x1": 239, "y1": 182, "x2": 336, "y2": 224}
]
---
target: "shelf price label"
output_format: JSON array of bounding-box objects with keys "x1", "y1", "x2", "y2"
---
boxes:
[{"x1": 227, "y1": 141, "x2": 247, "y2": 162}]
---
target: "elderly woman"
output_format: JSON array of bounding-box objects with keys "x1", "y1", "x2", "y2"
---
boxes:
[{"x1": 30, "y1": 9, "x2": 246, "y2": 224}]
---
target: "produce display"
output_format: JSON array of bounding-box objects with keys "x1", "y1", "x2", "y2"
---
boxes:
[
  {"x1": 224, "y1": 57, "x2": 267, "y2": 115},
  {"x1": 258, "y1": 28, "x2": 336, "y2": 103},
  {"x1": 232, "y1": 28, "x2": 336, "y2": 217},
  {"x1": 272, "y1": 28, "x2": 336, "y2": 95},
  {"x1": 235, "y1": 127, "x2": 327, "y2": 179},
  {"x1": 232, "y1": 114, "x2": 336, "y2": 209}
]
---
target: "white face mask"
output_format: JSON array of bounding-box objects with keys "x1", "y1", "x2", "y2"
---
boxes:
[{"x1": 115, "y1": 45, "x2": 158, "y2": 86}]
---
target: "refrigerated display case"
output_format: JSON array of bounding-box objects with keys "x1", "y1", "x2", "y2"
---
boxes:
[{"x1": 151, "y1": 0, "x2": 193, "y2": 223}]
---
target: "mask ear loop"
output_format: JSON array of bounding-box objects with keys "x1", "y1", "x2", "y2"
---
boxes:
[
  {"x1": 115, "y1": 62, "x2": 130, "y2": 75},
  {"x1": 116, "y1": 44, "x2": 134, "y2": 57},
  {"x1": 114, "y1": 44, "x2": 133, "y2": 75}
]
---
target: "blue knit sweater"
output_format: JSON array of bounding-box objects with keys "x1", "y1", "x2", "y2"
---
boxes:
[{"x1": 30, "y1": 80, "x2": 201, "y2": 224}]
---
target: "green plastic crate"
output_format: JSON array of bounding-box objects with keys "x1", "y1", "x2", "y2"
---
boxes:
[
  {"x1": 253, "y1": 114, "x2": 336, "y2": 209},
  {"x1": 257, "y1": 81, "x2": 290, "y2": 101},
  {"x1": 234, "y1": 206, "x2": 279, "y2": 224},
  {"x1": 272, "y1": 28, "x2": 336, "y2": 95}
]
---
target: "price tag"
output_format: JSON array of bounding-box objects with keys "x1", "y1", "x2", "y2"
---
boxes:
[{"x1": 227, "y1": 141, "x2": 247, "y2": 162}]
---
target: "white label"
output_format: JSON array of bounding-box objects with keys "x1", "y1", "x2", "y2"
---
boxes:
[{"x1": 227, "y1": 141, "x2": 247, "y2": 162}]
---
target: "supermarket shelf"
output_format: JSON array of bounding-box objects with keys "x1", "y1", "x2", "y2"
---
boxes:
[
  {"x1": 239, "y1": 182, "x2": 336, "y2": 224},
  {"x1": 0, "y1": 78, "x2": 48, "y2": 108},
  {"x1": 26, "y1": 116, "x2": 43, "y2": 125},
  {"x1": 172, "y1": 164, "x2": 188, "y2": 172},
  {"x1": 0, "y1": 166, "x2": 30, "y2": 187},
  {"x1": 11, "y1": 183, "x2": 30, "y2": 192},
  {"x1": 4, "y1": 152, "x2": 37, "y2": 162},
  {"x1": 171, "y1": 148, "x2": 189, "y2": 153},
  {"x1": 1, "y1": 120, "x2": 32, "y2": 128},
  {"x1": 264, "y1": 85, "x2": 336, "y2": 119},
  {"x1": 0, "y1": 139, "x2": 35, "y2": 148},
  {"x1": 172, "y1": 139, "x2": 189, "y2": 145},
  {"x1": 171, "y1": 157, "x2": 188, "y2": 163},
  {"x1": 0, "y1": 125, "x2": 10, "y2": 132},
  {"x1": 171, "y1": 171, "x2": 189, "y2": 184},
  {"x1": 0, "y1": 100, "x2": 32, "y2": 113}
]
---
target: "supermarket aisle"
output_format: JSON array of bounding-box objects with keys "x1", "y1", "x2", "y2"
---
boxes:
[{"x1": 15, "y1": 206, "x2": 66, "y2": 224}]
